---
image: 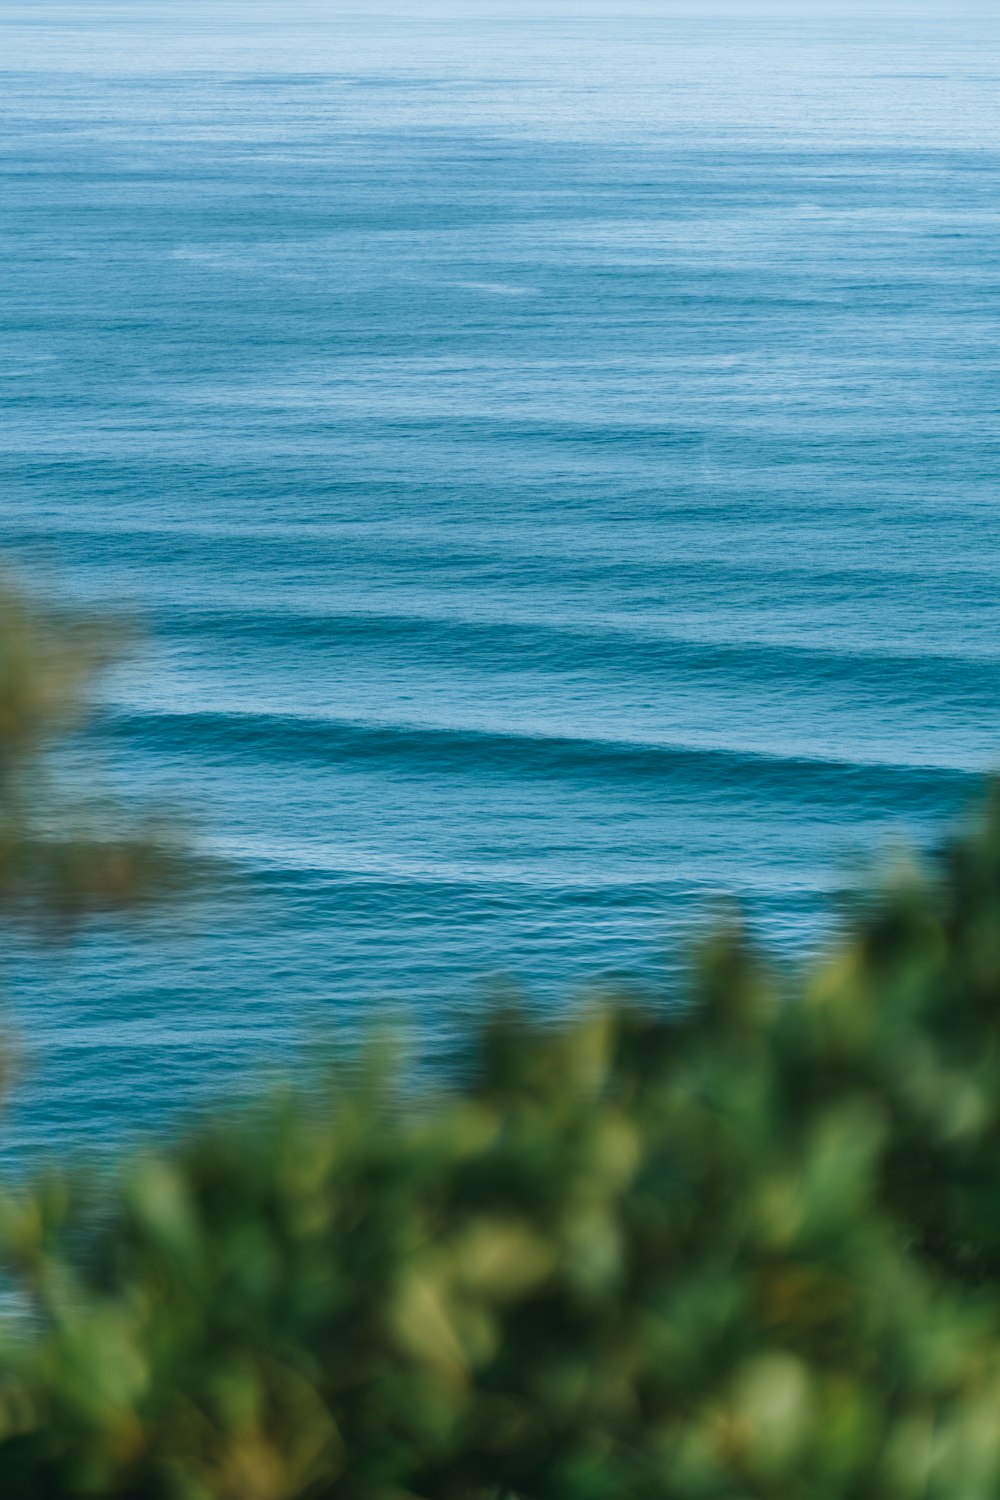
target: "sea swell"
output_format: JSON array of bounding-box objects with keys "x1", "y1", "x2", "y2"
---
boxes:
[
  {"x1": 1, "y1": 0, "x2": 998, "y2": 1156},
  {"x1": 106, "y1": 707, "x2": 978, "y2": 807}
]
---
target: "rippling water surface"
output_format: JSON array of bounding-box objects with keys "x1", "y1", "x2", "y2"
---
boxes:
[{"x1": 1, "y1": 0, "x2": 998, "y2": 1155}]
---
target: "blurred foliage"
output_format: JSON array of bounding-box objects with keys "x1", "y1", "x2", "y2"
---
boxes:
[
  {"x1": 0, "y1": 573, "x2": 182, "y2": 923},
  {"x1": 3, "y1": 578, "x2": 1000, "y2": 1495}
]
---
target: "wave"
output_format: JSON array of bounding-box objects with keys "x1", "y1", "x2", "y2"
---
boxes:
[
  {"x1": 102, "y1": 707, "x2": 979, "y2": 806},
  {"x1": 148, "y1": 602, "x2": 1000, "y2": 693}
]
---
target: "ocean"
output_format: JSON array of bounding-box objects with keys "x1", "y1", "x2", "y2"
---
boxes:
[{"x1": 1, "y1": 0, "x2": 998, "y2": 1158}]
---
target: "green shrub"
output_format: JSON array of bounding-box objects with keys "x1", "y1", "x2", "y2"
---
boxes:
[
  {"x1": 0, "y1": 574, "x2": 180, "y2": 923},
  {"x1": 2, "y1": 578, "x2": 1000, "y2": 1497}
]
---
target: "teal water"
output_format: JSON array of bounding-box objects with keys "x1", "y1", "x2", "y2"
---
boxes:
[{"x1": 1, "y1": 0, "x2": 999, "y2": 1156}]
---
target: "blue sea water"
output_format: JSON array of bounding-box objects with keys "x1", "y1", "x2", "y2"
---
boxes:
[{"x1": 1, "y1": 0, "x2": 999, "y2": 1158}]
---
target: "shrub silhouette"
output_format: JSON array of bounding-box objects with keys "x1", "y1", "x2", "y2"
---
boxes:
[{"x1": 0, "y1": 578, "x2": 1000, "y2": 1497}]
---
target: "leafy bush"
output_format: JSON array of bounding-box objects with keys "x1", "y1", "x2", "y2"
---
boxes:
[
  {"x1": 0, "y1": 574, "x2": 179, "y2": 923},
  {"x1": 2, "y1": 578, "x2": 1000, "y2": 1497}
]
